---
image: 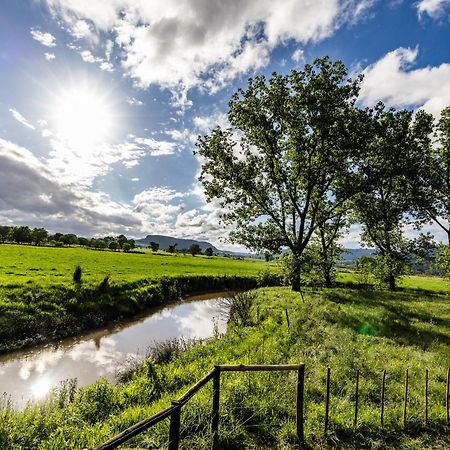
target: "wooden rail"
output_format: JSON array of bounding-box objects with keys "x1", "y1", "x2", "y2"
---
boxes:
[{"x1": 89, "y1": 364, "x2": 449, "y2": 450}]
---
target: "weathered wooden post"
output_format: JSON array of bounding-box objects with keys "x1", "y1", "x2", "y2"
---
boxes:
[
  {"x1": 324, "y1": 367, "x2": 331, "y2": 434},
  {"x1": 212, "y1": 366, "x2": 221, "y2": 450},
  {"x1": 425, "y1": 369, "x2": 429, "y2": 425},
  {"x1": 354, "y1": 369, "x2": 360, "y2": 429},
  {"x1": 168, "y1": 401, "x2": 181, "y2": 450},
  {"x1": 403, "y1": 369, "x2": 409, "y2": 429},
  {"x1": 446, "y1": 367, "x2": 449, "y2": 424},
  {"x1": 381, "y1": 369, "x2": 386, "y2": 426},
  {"x1": 296, "y1": 363, "x2": 305, "y2": 444}
]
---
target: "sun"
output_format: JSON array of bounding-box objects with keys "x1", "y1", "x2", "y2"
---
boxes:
[{"x1": 53, "y1": 87, "x2": 113, "y2": 149}]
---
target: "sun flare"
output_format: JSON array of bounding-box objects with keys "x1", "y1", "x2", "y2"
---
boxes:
[{"x1": 53, "y1": 87, "x2": 113, "y2": 149}]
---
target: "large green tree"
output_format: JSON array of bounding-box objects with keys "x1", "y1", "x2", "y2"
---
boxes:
[
  {"x1": 196, "y1": 57, "x2": 364, "y2": 291},
  {"x1": 413, "y1": 106, "x2": 450, "y2": 245},
  {"x1": 353, "y1": 104, "x2": 434, "y2": 291}
]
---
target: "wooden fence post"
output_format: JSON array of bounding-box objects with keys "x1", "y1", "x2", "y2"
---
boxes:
[
  {"x1": 168, "y1": 401, "x2": 181, "y2": 450},
  {"x1": 425, "y1": 369, "x2": 428, "y2": 425},
  {"x1": 296, "y1": 363, "x2": 305, "y2": 444},
  {"x1": 324, "y1": 367, "x2": 331, "y2": 434},
  {"x1": 381, "y1": 369, "x2": 386, "y2": 427},
  {"x1": 446, "y1": 367, "x2": 449, "y2": 424},
  {"x1": 403, "y1": 369, "x2": 408, "y2": 429},
  {"x1": 354, "y1": 369, "x2": 360, "y2": 429},
  {"x1": 212, "y1": 366, "x2": 221, "y2": 450},
  {"x1": 285, "y1": 308, "x2": 290, "y2": 329}
]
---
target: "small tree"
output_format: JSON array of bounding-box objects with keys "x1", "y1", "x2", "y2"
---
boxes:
[
  {"x1": 122, "y1": 242, "x2": 131, "y2": 252},
  {"x1": 189, "y1": 244, "x2": 201, "y2": 256},
  {"x1": 10, "y1": 226, "x2": 32, "y2": 244},
  {"x1": 204, "y1": 247, "x2": 214, "y2": 257},
  {"x1": 149, "y1": 241, "x2": 159, "y2": 252},
  {"x1": 0, "y1": 226, "x2": 11, "y2": 243},
  {"x1": 31, "y1": 227, "x2": 48, "y2": 246},
  {"x1": 167, "y1": 244, "x2": 178, "y2": 253},
  {"x1": 108, "y1": 241, "x2": 119, "y2": 251},
  {"x1": 73, "y1": 265, "x2": 82, "y2": 287},
  {"x1": 61, "y1": 233, "x2": 78, "y2": 246}
]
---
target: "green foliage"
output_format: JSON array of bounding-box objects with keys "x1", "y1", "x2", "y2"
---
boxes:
[
  {"x1": 353, "y1": 105, "x2": 434, "y2": 291},
  {"x1": 189, "y1": 243, "x2": 201, "y2": 256},
  {"x1": 149, "y1": 241, "x2": 159, "y2": 252},
  {"x1": 72, "y1": 265, "x2": 82, "y2": 286},
  {"x1": 434, "y1": 244, "x2": 450, "y2": 278},
  {"x1": 1, "y1": 286, "x2": 449, "y2": 449},
  {"x1": 204, "y1": 247, "x2": 213, "y2": 257},
  {"x1": 122, "y1": 242, "x2": 131, "y2": 252},
  {"x1": 196, "y1": 57, "x2": 364, "y2": 291}
]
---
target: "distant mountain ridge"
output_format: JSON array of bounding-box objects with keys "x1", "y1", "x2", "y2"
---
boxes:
[
  {"x1": 136, "y1": 234, "x2": 376, "y2": 263},
  {"x1": 135, "y1": 235, "x2": 220, "y2": 253}
]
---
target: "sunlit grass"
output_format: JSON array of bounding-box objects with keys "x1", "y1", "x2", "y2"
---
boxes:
[{"x1": 1, "y1": 286, "x2": 448, "y2": 449}]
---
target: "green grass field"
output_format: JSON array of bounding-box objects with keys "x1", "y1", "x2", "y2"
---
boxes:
[
  {"x1": 0, "y1": 244, "x2": 268, "y2": 287},
  {"x1": 0, "y1": 244, "x2": 273, "y2": 353},
  {"x1": 1, "y1": 286, "x2": 448, "y2": 449}
]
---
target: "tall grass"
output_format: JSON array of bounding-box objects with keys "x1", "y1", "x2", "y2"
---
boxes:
[{"x1": 1, "y1": 286, "x2": 448, "y2": 449}]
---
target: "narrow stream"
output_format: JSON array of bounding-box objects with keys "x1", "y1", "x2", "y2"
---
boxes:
[{"x1": 0, "y1": 291, "x2": 232, "y2": 408}]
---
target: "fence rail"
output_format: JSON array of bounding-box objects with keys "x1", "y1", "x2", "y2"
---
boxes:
[{"x1": 88, "y1": 364, "x2": 450, "y2": 450}]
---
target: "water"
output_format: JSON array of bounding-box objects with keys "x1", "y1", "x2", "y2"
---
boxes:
[{"x1": 0, "y1": 291, "x2": 231, "y2": 408}]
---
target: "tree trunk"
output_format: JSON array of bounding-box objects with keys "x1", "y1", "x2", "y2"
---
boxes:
[
  {"x1": 292, "y1": 268, "x2": 301, "y2": 292},
  {"x1": 324, "y1": 269, "x2": 332, "y2": 289},
  {"x1": 388, "y1": 274, "x2": 396, "y2": 291},
  {"x1": 291, "y1": 254, "x2": 301, "y2": 292}
]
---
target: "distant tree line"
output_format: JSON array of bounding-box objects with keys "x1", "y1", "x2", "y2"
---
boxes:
[
  {"x1": 148, "y1": 241, "x2": 215, "y2": 257},
  {"x1": 0, "y1": 226, "x2": 136, "y2": 252}
]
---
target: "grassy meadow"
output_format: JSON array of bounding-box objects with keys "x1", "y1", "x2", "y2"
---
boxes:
[
  {"x1": 1, "y1": 286, "x2": 449, "y2": 449},
  {"x1": 0, "y1": 244, "x2": 268, "y2": 286},
  {"x1": 0, "y1": 244, "x2": 273, "y2": 352}
]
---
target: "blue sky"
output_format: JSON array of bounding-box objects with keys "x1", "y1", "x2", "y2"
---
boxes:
[{"x1": 1, "y1": 0, "x2": 450, "y2": 250}]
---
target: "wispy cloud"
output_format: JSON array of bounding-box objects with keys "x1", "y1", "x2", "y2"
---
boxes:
[
  {"x1": 44, "y1": 52, "x2": 56, "y2": 61},
  {"x1": 9, "y1": 109, "x2": 35, "y2": 129}
]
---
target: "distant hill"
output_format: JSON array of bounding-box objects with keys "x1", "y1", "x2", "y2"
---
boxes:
[
  {"x1": 339, "y1": 248, "x2": 376, "y2": 266},
  {"x1": 135, "y1": 235, "x2": 220, "y2": 253}
]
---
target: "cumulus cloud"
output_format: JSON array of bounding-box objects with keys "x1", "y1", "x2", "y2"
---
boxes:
[
  {"x1": 416, "y1": 0, "x2": 450, "y2": 18},
  {"x1": 9, "y1": 109, "x2": 35, "y2": 129},
  {"x1": 359, "y1": 47, "x2": 450, "y2": 116},
  {"x1": 30, "y1": 28, "x2": 56, "y2": 47},
  {"x1": 133, "y1": 187, "x2": 185, "y2": 203},
  {"x1": 44, "y1": 0, "x2": 374, "y2": 106},
  {"x1": 291, "y1": 48, "x2": 304, "y2": 63},
  {"x1": 0, "y1": 138, "x2": 142, "y2": 235}
]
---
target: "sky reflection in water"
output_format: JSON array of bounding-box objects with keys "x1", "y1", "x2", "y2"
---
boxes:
[{"x1": 0, "y1": 293, "x2": 228, "y2": 407}]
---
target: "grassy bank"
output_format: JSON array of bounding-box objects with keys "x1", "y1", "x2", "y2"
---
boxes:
[
  {"x1": 1, "y1": 286, "x2": 448, "y2": 449},
  {"x1": 0, "y1": 245, "x2": 274, "y2": 353}
]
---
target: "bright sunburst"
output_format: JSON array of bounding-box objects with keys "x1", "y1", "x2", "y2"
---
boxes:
[{"x1": 53, "y1": 87, "x2": 114, "y2": 149}]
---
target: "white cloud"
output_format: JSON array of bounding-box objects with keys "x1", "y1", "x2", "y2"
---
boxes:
[
  {"x1": 100, "y1": 61, "x2": 114, "y2": 72},
  {"x1": 133, "y1": 187, "x2": 185, "y2": 203},
  {"x1": 71, "y1": 19, "x2": 98, "y2": 43},
  {"x1": 0, "y1": 138, "x2": 142, "y2": 235},
  {"x1": 30, "y1": 28, "x2": 56, "y2": 47},
  {"x1": 127, "y1": 97, "x2": 143, "y2": 106},
  {"x1": 416, "y1": 0, "x2": 450, "y2": 18},
  {"x1": 44, "y1": 52, "x2": 56, "y2": 61},
  {"x1": 291, "y1": 48, "x2": 304, "y2": 63},
  {"x1": 9, "y1": 108, "x2": 35, "y2": 129},
  {"x1": 80, "y1": 49, "x2": 102, "y2": 63},
  {"x1": 359, "y1": 47, "x2": 450, "y2": 116},
  {"x1": 134, "y1": 137, "x2": 177, "y2": 156},
  {"x1": 44, "y1": 0, "x2": 374, "y2": 106}
]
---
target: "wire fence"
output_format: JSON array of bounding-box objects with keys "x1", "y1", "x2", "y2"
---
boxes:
[{"x1": 87, "y1": 364, "x2": 450, "y2": 450}]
